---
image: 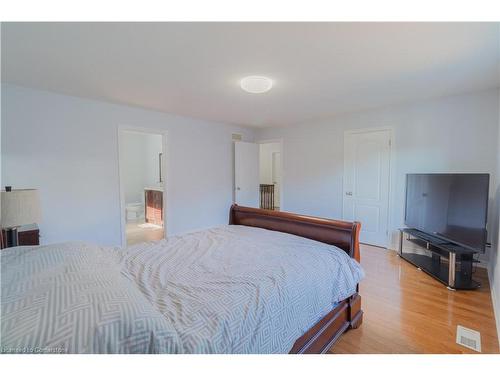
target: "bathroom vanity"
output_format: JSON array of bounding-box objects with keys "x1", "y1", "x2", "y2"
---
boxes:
[{"x1": 144, "y1": 187, "x2": 163, "y2": 226}]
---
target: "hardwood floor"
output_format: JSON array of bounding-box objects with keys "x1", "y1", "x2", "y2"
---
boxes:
[{"x1": 331, "y1": 244, "x2": 499, "y2": 354}]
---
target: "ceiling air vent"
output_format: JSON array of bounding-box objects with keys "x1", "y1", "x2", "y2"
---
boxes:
[{"x1": 456, "y1": 325, "x2": 481, "y2": 352}]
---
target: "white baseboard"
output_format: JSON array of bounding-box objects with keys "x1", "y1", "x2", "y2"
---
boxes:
[{"x1": 487, "y1": 267, "x2": 500, "y2": 347}]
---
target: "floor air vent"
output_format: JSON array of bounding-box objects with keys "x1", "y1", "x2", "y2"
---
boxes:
[{"x1": 456, "y1": 325, "x2": 481, "y2": 352}]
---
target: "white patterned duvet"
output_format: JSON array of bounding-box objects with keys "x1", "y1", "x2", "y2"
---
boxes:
[{"x1": 1, "y1": 225, "x2": 363, "y2": 354}]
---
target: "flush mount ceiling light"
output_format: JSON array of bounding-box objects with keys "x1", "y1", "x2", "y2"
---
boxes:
[{"x1": 240, "y1": 76, "x2": 273, "y2": 94}]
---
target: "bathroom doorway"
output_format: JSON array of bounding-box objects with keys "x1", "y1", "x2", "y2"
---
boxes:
[{"x1": 118, "y1": 127, "x2": 167, "y2": 246}]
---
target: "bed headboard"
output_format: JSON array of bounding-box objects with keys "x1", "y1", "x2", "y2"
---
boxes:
[{"x1": 229, "y1": 204, "x2": 361, "y2": 262}]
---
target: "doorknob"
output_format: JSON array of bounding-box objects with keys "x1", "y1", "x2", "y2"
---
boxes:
[
  {"x1": 236, "y1": 187, "x2": 241, "y2": 191},
  {"x1": 345, "y1": 191, "x2": 353, "y2": 196}
]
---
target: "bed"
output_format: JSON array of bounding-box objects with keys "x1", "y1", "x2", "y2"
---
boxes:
[{"x1": 0, "y1": 205, "x2": 363, "y2": 354}]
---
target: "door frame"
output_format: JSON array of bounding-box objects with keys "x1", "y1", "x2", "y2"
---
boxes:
[
  {"x1": 117, "y1": 125, "x2": 169, "y2": 247},
  {"x1": 342, "y1": 127, "x2": 394, "y2": 248},
  {"x1": 258, "y1": 138, "x2": 284, "y2": 211}
]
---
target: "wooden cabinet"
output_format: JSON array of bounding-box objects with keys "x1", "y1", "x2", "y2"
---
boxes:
[
  {"x1": 145, "y1": 189, "x2": 163, "y2": 226},
  {"x1": 1, "y1": 226, "x2": 40, "y2": 249}
]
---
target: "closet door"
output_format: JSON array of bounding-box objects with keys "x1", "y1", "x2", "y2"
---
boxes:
[{"x1": 343, "y1": 129, "x2": 391, "y2": 247}]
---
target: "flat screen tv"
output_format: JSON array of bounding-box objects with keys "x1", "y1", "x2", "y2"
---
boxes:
[{"x1": 405, "y1": 173, "x2": 489, "y2": 252}]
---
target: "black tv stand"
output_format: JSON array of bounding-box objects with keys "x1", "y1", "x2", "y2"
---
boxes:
[{"x1": 398, "y1": 228, "x2": 480, "y2": 290}]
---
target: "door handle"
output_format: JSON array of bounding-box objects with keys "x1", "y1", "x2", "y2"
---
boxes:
[
  {"x1": 236, "y1": 187, "x2": 241, "y2": 191},
  {"x1": 345, "y1": 191, "x2": 353, "y2": 196}
]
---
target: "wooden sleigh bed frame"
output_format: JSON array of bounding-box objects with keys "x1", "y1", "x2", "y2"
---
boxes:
[{"x1": 229, "y1": 204, "x2": 363, "y2": 354}]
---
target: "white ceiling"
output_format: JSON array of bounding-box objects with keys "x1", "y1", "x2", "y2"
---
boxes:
[{"x1": 2, "y1": 22, "x2": 499, "y2": 127}]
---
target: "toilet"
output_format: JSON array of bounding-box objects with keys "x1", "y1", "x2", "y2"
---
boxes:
[{"x1": 126, "y1": 202, "x2": 144, "y2": 221}]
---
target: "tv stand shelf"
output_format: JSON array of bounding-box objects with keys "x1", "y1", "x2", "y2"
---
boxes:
[{"x1": 398, "y1": 228, "x2": 480, "y2": 290}]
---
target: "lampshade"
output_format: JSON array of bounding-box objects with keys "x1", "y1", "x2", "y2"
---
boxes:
[{"x1": 1, "y1": 189, "x2": 42, "y2": 228}]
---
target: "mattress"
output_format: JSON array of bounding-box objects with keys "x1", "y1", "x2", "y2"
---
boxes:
[{"x1": 1, "y1": 225, "x2": 364, "y2": 354}]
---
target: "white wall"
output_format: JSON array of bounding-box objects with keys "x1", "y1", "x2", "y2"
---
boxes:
[
  {"x1": 122, "y1": 131, "x2": 162, "y2": 205},
  {"x1": 1, "y1": 84, "x2": 255, "y2": 246},
  {"x1": 256, "y1": 89, "x2": 500, "y2": 262},
  {"x1": 489, "y1": 92, "x2": 500, "y2": 344}
]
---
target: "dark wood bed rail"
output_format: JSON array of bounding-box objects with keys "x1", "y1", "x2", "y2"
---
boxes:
[
  {"x1": 229, "y1": 204, "x2": 363, "y2": 353},
  {"x1": 229, "y1": 204, "x2": 361, "y2": 262}
]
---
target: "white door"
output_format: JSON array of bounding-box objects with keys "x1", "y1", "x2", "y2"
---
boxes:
[
  {"x1": 343, "y1": 129, "x2": 391, "y2": 247},
  {"x1": 271, "y1": 152, "x2": 281, "y2": 208},
  {"x1": 235, "y1": 141, "x2": 260, "y2": 207}
]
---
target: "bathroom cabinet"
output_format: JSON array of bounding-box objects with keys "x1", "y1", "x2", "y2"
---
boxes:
[{"x1": 144, "y1": 188, "x2": 163, "y2": 226}]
